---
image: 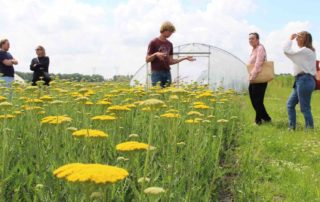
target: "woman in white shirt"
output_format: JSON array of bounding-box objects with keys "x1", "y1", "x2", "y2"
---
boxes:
[{"x1": 283, "y1": 31, "x2": 316, "y2": 130}]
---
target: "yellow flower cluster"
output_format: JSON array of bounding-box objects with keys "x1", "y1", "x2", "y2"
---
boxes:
[
  {"x1": 22, "y1": 105, "x2": 44, "y2": 111},
  {"x1": 41, "y1": 115, "x2": 72, "y2": 124},
  {"x1": 116, "y1": 141, "x2": 150, "y2": 152},
  {"x1": 26, "y1": 98, "x2": 44, "y2": 103},
  {"x1": 193, "y1": 104, "x2": 210, "y2": 110},
  {"x1": 53, "y1": 163, "x2": 128, "y2": 184},
  {"x1": 140, "y1": 99, "x2": 165, "y2": 108},
  {"x1": 91, "y1": 115, "x2": 116, "y2": 121},
  {"x1": 108, "y1": 105, "x2": 131, "y2": 112},
  {"x1": 72, "y1": 129, "x2": 108, "y2": 138},
  {"x1": 144, "y1": 187, "x2": 166, "y2": 195},
  {"x1": 0, "y1": 114, "x2": 15, "y2": 119},
  {"x1": 187, "y1": 111, "x2": 204, "y2": 117},
  {"x1": 96, "y1": 100, "x2": 112, "y2": 105},
  {"x1": 160, "y1": 113, "x2": 180, "y2": 118}
]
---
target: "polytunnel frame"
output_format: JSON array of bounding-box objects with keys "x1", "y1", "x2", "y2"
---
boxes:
[{"x1": 131, "y1": 42, "x2": 247, "y2": 89}]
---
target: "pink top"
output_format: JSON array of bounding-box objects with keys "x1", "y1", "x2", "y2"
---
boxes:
[{"x1": 249, "y1": 44, "x2": 266, "y2": 80}]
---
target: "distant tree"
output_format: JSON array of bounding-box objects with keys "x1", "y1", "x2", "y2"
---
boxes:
[{"x1": 15, "y1": 71, "x2": 105, "y2": 83}]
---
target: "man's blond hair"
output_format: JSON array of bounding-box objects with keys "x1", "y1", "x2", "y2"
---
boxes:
[{"x1": 160, "y1": 21, "x2": 176, "y2": 33}]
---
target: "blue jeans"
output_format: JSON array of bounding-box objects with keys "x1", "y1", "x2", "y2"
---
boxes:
[
  {"x1": 287, "y1": 74, "x2": 315, "y2": 129},
  {"x1": 151, "y1": 70, "x2": 172, "y2": 88},
  {"x1": 0, "y1": 77, "x2": 14, "y2": 100}
]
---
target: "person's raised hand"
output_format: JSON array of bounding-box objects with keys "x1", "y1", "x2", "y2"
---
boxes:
[{"x1": 290, "y1": 33, "x2": 297, "y2": 40}]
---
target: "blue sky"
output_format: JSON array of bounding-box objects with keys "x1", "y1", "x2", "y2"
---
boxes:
[{"x1": 247, "y1": 0, "x2": 320, "y2": 33}]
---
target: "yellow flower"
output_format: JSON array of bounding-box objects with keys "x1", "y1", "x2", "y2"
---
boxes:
[
  {"x1": 96, "y1": 100, "x2": 112, "y2": 105},
  {"x1": 123, "y1": 104, "x2": 136, "y2": 109},
  {"x1": 40, "y1": 95, "x2": 53, "y2": 101},
  {"x1": 75, "y1": 96, "x2": 89, "y2": 102},
  {"x1": 14, "y1": 111, "x2": 22, "y2": 115},
  {"x1": 0, "y1": 114, "x2": 15, "y2": 119},
  {"x1": 129, "y1": 134, "x2": 139, "y2": 138},
  {"x1": 50, "y1": 100, "x2": 65, "y2": 105},
  {"x1": 185, "y1": 119, "x2": 200, "y2": 124},
  {"x1": 0, "y1": 101, "x2": 13, "y2": 108},
  {"x1": 144, "y1": 187, "x2": 166, "y2": 195},
  {"x1": 22, "y1": 105, "x2": 44, "y2": 111},
  {"x1": 160, "y1": 113, "x2": 180, "y2": 118},
  {"x1": 26, "y1": 98, "x2": 44, "y2": 104},
  {"x1": 217, "y1": 119, "x2": 229, "y2": 124},
  {"x1": 169, "y1": 95, "x2": 179, "y2": 100},
  {"x1": 41, "y1": 115, "x2": 72, "y2": 124},
  {"x1": 85, "y1": 101, "x2": 94, "y2": 105},
  {"x1": 169, "y1": 88, "x2": 188, "y2": 94},
  {"x1": 193, "y1": 104, "x2": 210, "y2": 110},
  {"x1": 166, "y1": 109, "x2": 179, "y2": 113},
  {"x1": 140, "y1": 99, "x2": 165, "y2": 108},
  {"x1": 108, "y1": 105, "x2": 131, "y2": 112},
  {"x1": 219, "y1": 98, "x2": 229, "y2": 102},
  {"x1": 116, "y1": 141, "x2": 150, "y2": 152},
  {"x1": 187, "y1": 111, "x2": 204, "y2": 117},
  {"x1": 117, "y1": 157, "x2": 129, "y2": 162},
  {"x1": 210, "y1": 99, "x2": 216, "y2": 103},
  {"x1": 67, "y1": 127, "x2": 78, "y2": 131},
  {"x1": 196, "y1": 92, "x2": 214, "y2": 98},
  {"x1": 72, "y1": 129, "x2": 108, "y2": 138},
  {"x1": 0, "y1": 96, "x2": 7, "y2": 102},
  {"x1": 91, "y1": 115, "x2": 116, "y2": 121},
  {"x1": 193, "y1": 101, "x2": 205, "y2": 106},
  {"x1": 53, "y1": 163, "x2": 129, "y2": 184}
]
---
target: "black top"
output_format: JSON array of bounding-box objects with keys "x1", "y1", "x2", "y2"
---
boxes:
[
  {"x1": 30, "y1": 56, "x2": 50, "y2": 72},
  {"x1": 0, "y1": 50, "x2": 14, "y2": 77}
]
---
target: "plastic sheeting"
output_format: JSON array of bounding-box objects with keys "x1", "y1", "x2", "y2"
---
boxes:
[{"x1": 130, "y1": 43, "x2": 248, "y2": 91}]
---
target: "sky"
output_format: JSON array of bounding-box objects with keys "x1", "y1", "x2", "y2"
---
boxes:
[{"x1": 0, "y1": 0, "x2": 319, "y2": 78}]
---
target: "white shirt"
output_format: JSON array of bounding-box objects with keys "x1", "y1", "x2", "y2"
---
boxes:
[{"x1": 283, "y1": 40, "x2": 316, "y2": 76}]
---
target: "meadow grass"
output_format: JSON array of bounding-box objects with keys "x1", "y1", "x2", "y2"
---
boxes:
[
  {"x1": 1, "y1": 76, "x2": 319, "y2": 201},
  {"x1": 0, "y1": 80, "x2": 241, "y2": 201},
  {"x1": 234, "y1": 76, "x2": 320, "y2": 201}
]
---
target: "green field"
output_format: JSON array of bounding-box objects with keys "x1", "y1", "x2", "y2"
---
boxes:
[{"x1": 0, "y1": 77, "x2": 319, "y2": 201}]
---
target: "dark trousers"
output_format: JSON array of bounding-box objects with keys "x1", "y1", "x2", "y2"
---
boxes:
[
  {"x1": 32, "y1": 71, "x2": 51, "y2": 86},
  {"x1": 249, "y1": 82, "x2": 271, "y2": 124}
]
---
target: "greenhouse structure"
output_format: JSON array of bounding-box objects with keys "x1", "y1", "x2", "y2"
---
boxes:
[{"x1": 130, "y1": 43, "x2": 249, "y2": 92}]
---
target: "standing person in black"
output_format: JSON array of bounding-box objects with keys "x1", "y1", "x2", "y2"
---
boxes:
[
  {"x1": 30, "y1": 46, "x2": 50, "y2": 86},
  {"x1": 0, "y1": 39, "x2": 18, "y2": 100},
  {"x1": 0, "y1": 39, "x2": 18, "y2": 86},
  {"x1": 248, "y1": 33, "x2": 272, "y2": 125}
]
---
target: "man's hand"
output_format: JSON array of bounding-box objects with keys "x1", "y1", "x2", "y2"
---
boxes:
[
  {"x1": 11, "y1": 59, "x2": 18, "y2": 65},
  {"x1": 156, "y1": 52, "x2": 167, "y2": 61},
  {"x1": 185, "y1": 56, "x2": 196, "y2": 61}
]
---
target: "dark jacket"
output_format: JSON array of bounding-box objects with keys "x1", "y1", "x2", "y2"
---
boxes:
[
  {"x1": 30, "y1": 56, "x2": 50, "y2": 85},
  {"x1": 30, "y1": 56, "x2": 49, "y2": 72}
]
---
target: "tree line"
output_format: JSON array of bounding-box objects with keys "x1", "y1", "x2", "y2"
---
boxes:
[{"x1": 15, "y1": 71, "x2": 133, "y2": 82}]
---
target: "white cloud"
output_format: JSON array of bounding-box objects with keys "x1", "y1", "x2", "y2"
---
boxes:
[{"x1": 0, "y1": 0, "x2": 318, "y2": 79}]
